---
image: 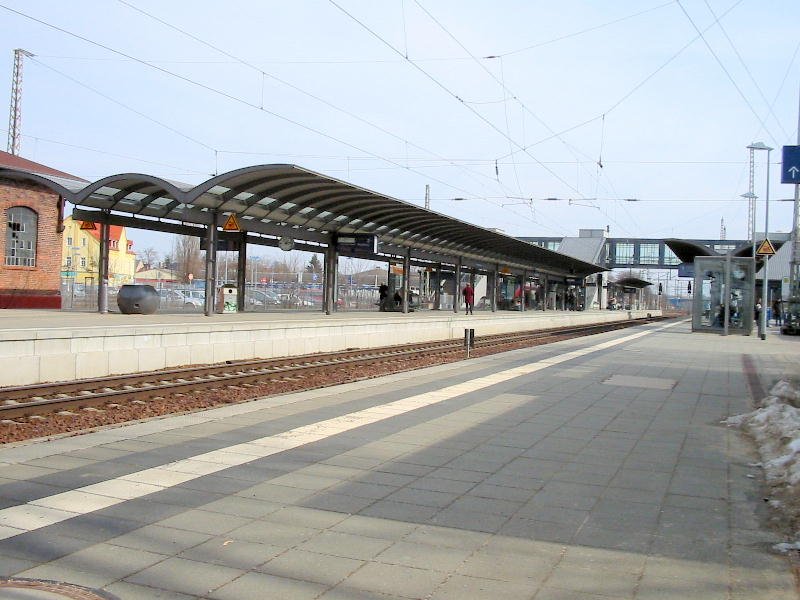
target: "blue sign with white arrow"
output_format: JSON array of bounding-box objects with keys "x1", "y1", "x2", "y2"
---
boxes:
[{"x1": 782, "y1": 145, "x2": 800, "y2": 184}]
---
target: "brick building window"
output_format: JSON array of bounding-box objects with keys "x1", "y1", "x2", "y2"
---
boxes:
[{"x1": 5, "y1": 207, "x2": 38, "y2": 267}]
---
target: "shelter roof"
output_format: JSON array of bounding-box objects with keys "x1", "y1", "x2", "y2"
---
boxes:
[
  {"x1": 664, "y1": 239, "x2": 716, "y2": 263},
  {"x1": 0, "y1": 163, "x2": 604, "y2": 278},
  {"x1": 556, "y1": 236, "x2": 606, "y2": 264},
  {"x1": 612, "y1": 276, "x2": 652, "y2": 288}
]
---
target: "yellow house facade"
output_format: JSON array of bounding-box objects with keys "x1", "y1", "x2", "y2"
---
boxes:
[{"x1": 61, "y1": 215, "x2": 137, "y2": 286}]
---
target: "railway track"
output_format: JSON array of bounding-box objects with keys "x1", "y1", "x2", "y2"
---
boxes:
[{"x1": 0, "y1": 317, "x2": 664, "y2": 433}]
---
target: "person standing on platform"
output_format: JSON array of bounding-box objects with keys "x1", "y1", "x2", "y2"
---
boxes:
[
  {"x1": 463, "y1": 282, "x2": 474, "y2": 315},
  {"x1": 773, "y1": 299, "x2": 782, "y2": 326},
  {"x1": 378, "y1": 283, "x2": 388, "y2": 311}
]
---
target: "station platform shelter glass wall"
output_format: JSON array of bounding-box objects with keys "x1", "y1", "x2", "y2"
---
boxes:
[{"x1": 691, "y1": 256, "x2": 755, "y2": 335}]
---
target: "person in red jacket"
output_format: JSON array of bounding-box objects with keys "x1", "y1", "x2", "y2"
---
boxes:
[{"x1": 462, "y1": 283, "x2": 474, "y2": 315}]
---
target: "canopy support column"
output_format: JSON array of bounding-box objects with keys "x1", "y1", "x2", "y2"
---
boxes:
[
  {"x1": 236, "y1": 232, "x2": 247, "y2": 311},
  {"x1": 434, "y1": 264, "x2": 441, "y2": 310},
  {"x1": 204, "y1": 213, "x2": 218, "y2": 317},
  {"x1": 491, "y1": 265, "x2": 498, "y2": 312},
  {"x1": 542, "y1": 278, "x2": 549, "y2": 310},
  {"x1": 454, "y1": 257, "x2": 462, "y2": 314},
  {"x1": 97, "y1": 212, "x2": 110, "y2": 314},
  {"x1": 324, "y1": 243, "x2": 338, "y2": 315},
  {"x1": 401, "y1": 247, "x2": 411, "y2": 314}
]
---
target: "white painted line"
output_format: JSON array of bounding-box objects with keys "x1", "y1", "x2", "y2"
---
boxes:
[{"x1": 0, "y1": 320, "x2": 679, "y2": 539}]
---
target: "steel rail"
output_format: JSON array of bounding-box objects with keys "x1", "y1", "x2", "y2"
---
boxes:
[{"x1": 0, "y1": 318, "x2": 661, "y2": 421}]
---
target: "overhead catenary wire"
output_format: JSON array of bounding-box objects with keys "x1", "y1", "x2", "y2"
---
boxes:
[
  {"x1": 0, "y1": 128, "x2": 209, "y2": 176},
  {"x1": 114, "y1": 0, "x2": 518, "y2": 204},
  {"x1": 675, "y1": 0, "x2": 780, "y2": 148},
  {"x1": 0, "y1": 3, "x2": 514, "y2": 208},
  {"x1": 700, "y1": 0, "x2": 792, "y2": 143},
  {"x1": 327, "y1": 0, "x2": 585, "y2": 201},
  {"x1": 1, "y1": 4, "x2": 565, "y2": 235},
  {"x1": 495, "y1": 1, "x2": 677, "y2": 58},
  {"x1": 410, "y1": 1, "x2": 638, "y2": 234},
  {"x1": 27, "y1": 56, "x2": 216, "y2": 152},
  {"x1": 496, "y1": 0, "x2": 746, "y2": 162}
]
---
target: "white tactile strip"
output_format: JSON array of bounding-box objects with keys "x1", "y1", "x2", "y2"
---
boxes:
[{"x1": 0, "y1": 321, "x2": 681, "y2": 540}]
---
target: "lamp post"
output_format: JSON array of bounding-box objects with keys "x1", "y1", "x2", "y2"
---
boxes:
[
  {"x1": 740, "y1": 192, "x2": 758, "y2": 258},
  {"x1": 748, "y1": 142, "x2": 773, "y2": 340}
]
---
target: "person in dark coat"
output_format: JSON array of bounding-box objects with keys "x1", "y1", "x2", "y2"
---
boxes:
[
  {"x1": 462, "y1": 283, "x2": 474, "y2": 315},
  {"x1": 773, "y1": 299, "x2": 782, "y2": 326},
  {"x1": 378, "y1": 283, "x2": 388, "y2": 311}
]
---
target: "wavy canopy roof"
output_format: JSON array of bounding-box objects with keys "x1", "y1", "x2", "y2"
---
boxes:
[{"x1": 1, "y1": 163, "x2": 604, "y2": 278}]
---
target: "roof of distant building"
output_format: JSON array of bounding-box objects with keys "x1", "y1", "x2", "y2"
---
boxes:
[{"x1": 0, "y1": 151, "x2": 85, "y2": 182}]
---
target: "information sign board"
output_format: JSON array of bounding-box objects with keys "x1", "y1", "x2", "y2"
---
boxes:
[{"x1": 782, "y1": 146, "x2": 800, "y2": 184}]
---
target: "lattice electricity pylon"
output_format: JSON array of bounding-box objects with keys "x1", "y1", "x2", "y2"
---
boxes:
[{"x1": 7, "y1": 48, "x2": 34, "y2": 156}]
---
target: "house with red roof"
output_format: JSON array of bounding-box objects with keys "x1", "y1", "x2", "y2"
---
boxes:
[{"x1": 60, "y1": 216, "x2": 137, "y2": 289}]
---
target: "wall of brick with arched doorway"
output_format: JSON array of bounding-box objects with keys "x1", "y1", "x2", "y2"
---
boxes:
[{"x1": 0, "y1": 178, "x2": 63, "y2": 308}]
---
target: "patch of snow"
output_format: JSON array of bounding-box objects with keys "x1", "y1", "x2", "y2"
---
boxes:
[
  {"x1": 774, "y1": 541, "x2": 800, "y2": 554},
  {"x1": 725, "y1": 379, "x2": 800, "y2": 549}
]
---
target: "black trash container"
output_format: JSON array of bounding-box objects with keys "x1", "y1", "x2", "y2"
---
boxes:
[{"x1": 117, "y1": 284, "x2": 160, "y2": 314}]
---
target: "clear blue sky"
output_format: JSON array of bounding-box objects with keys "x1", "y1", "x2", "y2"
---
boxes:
[{"x1": 2, "y1": 0, "x2": 799, "y2": 254}]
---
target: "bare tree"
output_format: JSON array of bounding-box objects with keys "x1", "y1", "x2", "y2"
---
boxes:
[
  {"x1": 271, "y1": 252, "x2": 304, "y2": 282},
  {"x1": 138, "y1": 246, "x2": 159, "y2": 269},
  {"x1": 338, "y1": 257, "x2": 374, "y2": 277},
  {"x1": 171, "y1": 236, "x2": 203, "y2": 284}
]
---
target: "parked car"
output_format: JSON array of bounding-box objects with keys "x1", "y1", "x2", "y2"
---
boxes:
[
  {"x1": 245, "y1": 289, "x2": 282, "y2": 307},
  {"x1": 158, "y1": 289, "x2": 204, "y2": 308}
]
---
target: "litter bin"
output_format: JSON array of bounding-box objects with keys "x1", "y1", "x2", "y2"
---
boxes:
[
  {"x1": 117, "y1": 284, "x2": 160, "y2": 314},
  {"x1": 221, "y1": 286, "x2": 238, "y2": 313}
]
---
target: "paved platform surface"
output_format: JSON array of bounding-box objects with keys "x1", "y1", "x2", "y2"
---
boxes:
[{"x1": 0, "y1": 319, "x2": 798, "y2": 599}]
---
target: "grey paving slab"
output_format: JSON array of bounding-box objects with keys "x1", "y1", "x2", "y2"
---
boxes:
[
  {"x1": 1, "y1": 320, "x2": 799, "y2": 600},
  {"x1": 257, "y1": 548, "x2": 364, "y2": 586},
  {"x1": 0, "y1": 557, "x2": 37, "y2": 577},
  {"x1": 104, "y1": 581, "x2": 198, "y2": 600},
  {"x1": 125, "y1": 556, "x2": 245, "y2": 597},
  {"x1": 178, "y1": 537, "x2": 284, "y2": 570},
  {"x1": 330, "y1": 514, "x2": 418, "y2": 542},
  {"x1": 107, "y1": 524, "x2": 213, "y2": 555},
  {"x1": 340, "y1": 561, "x2": 449, "y2": 598}
]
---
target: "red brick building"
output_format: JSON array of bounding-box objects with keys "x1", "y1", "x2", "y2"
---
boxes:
[{"x1": 0, "y1": 151, "x2": 85, "y2": 308}]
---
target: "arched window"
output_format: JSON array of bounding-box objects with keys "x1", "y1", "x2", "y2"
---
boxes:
[{"x1": 5, "y1": 207, "x2": 38, "y2": 267}]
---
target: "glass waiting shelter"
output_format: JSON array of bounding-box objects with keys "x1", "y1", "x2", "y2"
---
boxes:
[{"x1": 691, "y1": 256, "x2": 755, "y2": 335}]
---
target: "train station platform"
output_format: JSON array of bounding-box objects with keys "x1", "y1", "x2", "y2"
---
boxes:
[
  {"x1": 0, "y1": 308, "x2": 659, "y2": 386},
  {"x1": 0, "y1": 319, "x2": 798, "y2": 598}
]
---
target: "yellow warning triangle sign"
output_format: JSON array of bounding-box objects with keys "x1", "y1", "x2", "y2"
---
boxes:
[
  {"x1": 756, "y1": 239, "x2": 776, "y2": 256},
  {"x1": 222, "y1": 214, "x2": 240, "y2": 232},
  {"x1": 80, "y1": 221, "x2": 97, "y2": 230}
]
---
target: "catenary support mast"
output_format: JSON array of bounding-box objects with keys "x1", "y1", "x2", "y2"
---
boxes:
[{"x1": 6, "y1": 49, "x2": 33, "y2": 156}]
